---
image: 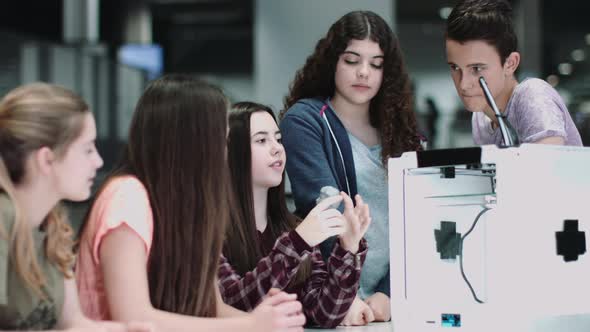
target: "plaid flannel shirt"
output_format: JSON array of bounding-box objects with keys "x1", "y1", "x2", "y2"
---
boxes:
[{"x1": 218, "y1": 230, "x2": 367, "y2": 328}]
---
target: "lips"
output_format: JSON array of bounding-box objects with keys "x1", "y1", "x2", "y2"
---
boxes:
[
  {"x1": 461, "y1": 93, "x2": 481, "y2": 98},
  {"x1": 269, "y1": 160, "x2": 284, "y2": 168}
]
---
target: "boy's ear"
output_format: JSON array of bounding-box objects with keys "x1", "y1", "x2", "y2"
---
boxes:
[{"x1": 504, "y1": 52, "x2": 520, "y2": 75}]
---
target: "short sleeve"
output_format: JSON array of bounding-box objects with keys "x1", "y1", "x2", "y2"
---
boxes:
[
  {"x1": 0, "y1": 196, "x2": 15, "y2": 305},
  {"x1": 0, "y1": 232, "x2": 7, "y2": 305},
  {"x1": 90, "y1": 177, "x2": 154, "y2": 264},
  {"x1": 512, "y1": 81, "x2": 567, "y2": 143}
]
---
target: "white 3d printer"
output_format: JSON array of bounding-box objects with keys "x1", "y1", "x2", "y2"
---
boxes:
[
  {"x1": 388, "y1": 79, "x2": 590, "y2": 331},
  {"x1": 388, "y1": 144, "x2": 590, "y2": 332}
]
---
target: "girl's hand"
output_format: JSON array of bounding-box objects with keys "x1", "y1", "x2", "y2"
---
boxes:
[
  {"x1": 364, "y1": 292, "x2": 391, "y2": 322},
  {"x1": 339, "y1": 193, "x2": 371, "y2": 254},
  {"x1": 295, "y1": 195, "x2": 345, "y2": 247},
  {"x1": 340, "y1": 296, "x2": 375, "y2": 326},
  {"x1": 251, "y1": 290, "x2": 305, "y2": 332}
]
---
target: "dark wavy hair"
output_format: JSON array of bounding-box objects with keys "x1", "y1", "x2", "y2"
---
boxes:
[
  {"x1": 446, "y1": 0, "x2": 517, "y2": 65},
  {"x1": 282, "y1": 10, "x2": 422, "y2": 164},
  {"x1": 225, "y1": 101, "x2": 311, "y2": 285},
  {"x1": 78, "y1": 74, "x2": 230, "y2": 317}
]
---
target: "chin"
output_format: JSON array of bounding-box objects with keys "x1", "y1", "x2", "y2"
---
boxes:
[
  {"x1": 68, "y1": 190, "x2": 91, "y2": 202},
  {"x1": 462, "y1": 101, "x2": 485, "y2": 113},
  {"x1": 350, "y1": 96, "x2": 374, "y2": 105},
  {"x1": 343, "y1": 92, "x2": 373, "y2": 105},
  {"x1": 266, "y1": 178, "x2": 283, "y2": 188}
]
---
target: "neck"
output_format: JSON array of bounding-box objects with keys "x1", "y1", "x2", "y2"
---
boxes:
[
  {"x1": 483, "y1": 77, "x2": 518, "y2": 127},
  {"x1": 252, "y1": 185, "x2": 268, "y2": 233},
  {"x1": 330, "y1": 94, "x2": 371, "y2": 128},
  {"x1": 13, "y1": 181, "x2": 59, "y2": 228}
]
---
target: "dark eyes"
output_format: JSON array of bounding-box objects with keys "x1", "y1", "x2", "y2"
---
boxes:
[
  {"x1": 254, "y1": 137, "x2": 282, "y2": 144},
  {"x1": 449, "y1": 65, "x2": 485, "y2": 73}
]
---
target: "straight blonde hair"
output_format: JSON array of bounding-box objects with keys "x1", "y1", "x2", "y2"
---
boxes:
[{"x1": 0, "y1": 83, "x2": 88, "y2": 298}]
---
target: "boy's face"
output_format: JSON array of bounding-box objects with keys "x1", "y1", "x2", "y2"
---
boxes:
[{"x1": 446, "y1": 39, "x2": 514, "y2": 113}]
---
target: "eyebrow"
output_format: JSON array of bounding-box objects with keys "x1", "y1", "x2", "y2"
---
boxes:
[
  {"x1": 342, "y1": 51, "x2": 384, "y2": 59},
  {"x1": 251, "y1": 130, "x2": 281, "y2": 137},
  {"x1": 447, "y1": 62, "x2": 487, "y2": 67}
]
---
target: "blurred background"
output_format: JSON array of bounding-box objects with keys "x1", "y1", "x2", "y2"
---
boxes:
[{"x1": 1, "y1": 0, "x2": 588, "y2": 225}]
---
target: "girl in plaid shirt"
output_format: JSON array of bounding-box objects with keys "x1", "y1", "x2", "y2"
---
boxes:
[{"x1": 219, "y1": 102, "x2": 371, "y2": 328}]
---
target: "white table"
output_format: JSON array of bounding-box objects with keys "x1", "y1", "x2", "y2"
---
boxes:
[
  {"x1": 304, "y1": 315, "x2": 590, "y2": 331},
  {"x1": 305, "y1": 322, "x2": 392, "y2": 332}
]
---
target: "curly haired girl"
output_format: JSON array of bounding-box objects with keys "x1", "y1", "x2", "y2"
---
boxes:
[{"x1": 280, "y1": 10, "x2": 422, "y2": 325}]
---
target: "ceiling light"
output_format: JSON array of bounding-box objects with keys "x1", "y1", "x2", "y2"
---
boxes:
[
  {"x1": 558, "y1": 63, "x2": 573, "y2": 76},
  {"x1": 579, "y1": 101, "x2": 590, "y2": 114},
  {"x1": 571, "y1": 49, "x2": 585, "y2": 62}
]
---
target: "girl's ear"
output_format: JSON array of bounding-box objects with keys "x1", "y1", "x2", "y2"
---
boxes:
[
  {"x1": 504, "y1": 52, "x2": 520, "y2": 76},
  {"x1": 33, "y1": 146, "x2": 56, "y2": 176}
]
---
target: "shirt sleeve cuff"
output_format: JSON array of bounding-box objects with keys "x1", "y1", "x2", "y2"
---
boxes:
[
  {"x1": 332, "y1": 238, "x2": 368, "y2": 269},
  {"x1": 287, "y1": 230, "x2": 313, "y2": 256}
]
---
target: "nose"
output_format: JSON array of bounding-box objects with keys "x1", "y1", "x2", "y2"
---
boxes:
[
  {"x1": 459, "y1": 72, "x2": 475, "y2": 92},
  {"x1": 95, "y1": 152, "x2": 104, "y2": 169},
  {"x1": 357, "y1": 62, "x2": 369, "y2": 79},
  {"x1": 270, "y1": 139, "x2": 283, "y2": 156}
]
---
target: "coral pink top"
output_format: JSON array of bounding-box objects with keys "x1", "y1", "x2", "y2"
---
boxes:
[{"x1": 75, "y1": 176, "x2": 154, "y2": 320}]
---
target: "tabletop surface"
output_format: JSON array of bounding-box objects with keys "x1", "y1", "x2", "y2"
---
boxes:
[
  {"x1": 305, "y1": 322, "x2": 392, "y2": 332},
  {"x1": 303, "y1": 315, "x2": 590, "y2": 332}
]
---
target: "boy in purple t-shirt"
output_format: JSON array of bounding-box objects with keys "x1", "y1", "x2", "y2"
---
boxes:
[{"x1": 445, "y1": 0, "x2": 582, "y2": 146}]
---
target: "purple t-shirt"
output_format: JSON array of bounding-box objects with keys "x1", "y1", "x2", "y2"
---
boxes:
[{"x1": 472, "y1": 78, "x2": 583, "y2": 146}]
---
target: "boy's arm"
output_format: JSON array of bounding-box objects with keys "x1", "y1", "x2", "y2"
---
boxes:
[{"x1": 534, "y1": 136, "x2": 565, "y2": 145}]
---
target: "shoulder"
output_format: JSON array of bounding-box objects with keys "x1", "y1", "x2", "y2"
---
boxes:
[
  {"x1": 280, "y1": 98, "x2": 329, "y2": 135},
  {"x1": 107, "y1": 175, "x2": 147, "y2": 192},
  {"x1": 86, "y1": 175, "x2": 153, "y2": 262},
  {"x1": 89, "y1": 175, "x2": 153, "y2": 231},
  {"x1": 512, "y1": 78, "x2": 561, "y2": 104},
  {"x1": 98, "y1": 175, "x2": 149, "y2": 203},
  {"x1": 510, "y1": 78, "x2": 565, "y2": 115},
  {"x1": 283, "y1": 98, "x2": 326, "y2": 120}
]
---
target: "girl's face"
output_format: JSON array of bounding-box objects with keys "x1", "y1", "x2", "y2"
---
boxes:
[
  {"x1": 51, "y1": 113, "x2": 103, "y2": 201},
  {"x1": 333, "y1": 38, "x2": 384, "y2": 106},
  {"x1": 250, "y1": 111, "x2": 285, "y2": 190}
]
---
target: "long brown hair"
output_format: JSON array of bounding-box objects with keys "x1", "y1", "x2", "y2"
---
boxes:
[
  {"x1": 282, "y1": 10, "x2": 422, "y2": 164},
  {"x1": 0, "y1": 83, "x2": 86, "y2": 298},
  {"x1": 225, "y1": 102, "x2": 311, "y2": 286},
  {"x1": 79, "y1": 74, "x2": 230, "y2": 317}
]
